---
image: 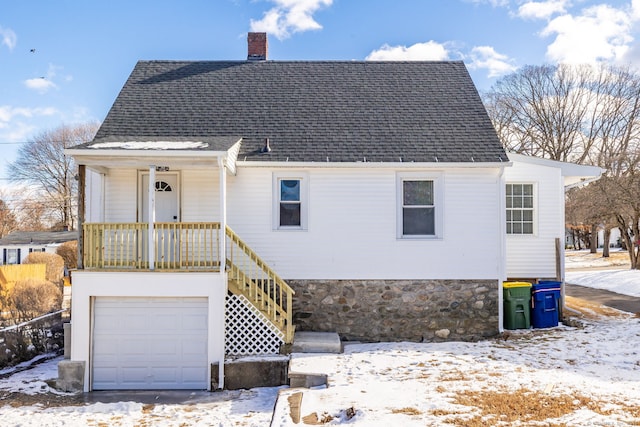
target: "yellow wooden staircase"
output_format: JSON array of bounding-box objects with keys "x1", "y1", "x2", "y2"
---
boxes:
[{"x1": 225, "y1": 226, "x2": 295, "y2": 344}]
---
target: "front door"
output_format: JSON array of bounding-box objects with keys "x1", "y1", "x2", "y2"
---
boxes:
[
  {"x1": 141, "y1": 173, "x2": 179, "y2": 223},
  {"x1": 141, "y1": 173, "x2": 179, "y2": 266}
]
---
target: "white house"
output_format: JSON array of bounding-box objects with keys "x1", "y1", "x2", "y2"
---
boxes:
[
  {"x1": 0, "y1": 231, "x2": 78, "y2": 265},
  {"x1": 62, "y1": 33, "x2": 600, "y2": 392}
]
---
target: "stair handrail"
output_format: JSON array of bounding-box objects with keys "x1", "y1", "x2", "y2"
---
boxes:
[{"x1": 225, "y1": 226, "x2": 295, "y2": 343}]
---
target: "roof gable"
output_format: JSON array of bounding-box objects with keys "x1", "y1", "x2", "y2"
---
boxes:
[{"x1": 81, "y1": 60, "x2": 507, "y2": 164}]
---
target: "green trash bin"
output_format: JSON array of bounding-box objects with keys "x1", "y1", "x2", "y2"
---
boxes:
[{"x1": 503, "y1": 282, "x2": 532, "y2": 330}]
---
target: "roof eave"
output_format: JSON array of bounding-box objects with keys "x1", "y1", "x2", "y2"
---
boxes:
[{"x1": 237, "y1": 160, "x2": 512, "y2": 169}]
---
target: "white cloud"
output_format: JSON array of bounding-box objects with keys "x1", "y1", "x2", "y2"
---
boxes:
[
  {"x1": 250, "y1": 0, "x2": 332, "y2": 40},
  {"x1": 0, "y1": 26, "x2": 17, "y2": 51},
  {"x1": 24, "y1": 78, "x2": 57, "y2": 93},
  {"x1": 0, "y1": 106, "x2": 57, "y2": 122},
  {"x1": 541, "y1": 4, "x2": 633, "y2": 65},
  {"x1": 366, "y1": 41, "x2": 450, "y2": 61},
  {"x1": 517, "y1": 1, "x2": 568, "y2": 20},
  {"x1": 467, "y1": 45, "x2": 518, "y2": 77},
  {"x1": 0, "y1": 106, "x2": 58, "y2": 142},
  {"x1": 633, "y1": 0, "x2": 640, "y2": 20},
  {"x1": 23, "y1": 64, "x2": 65, "y2": 94}
]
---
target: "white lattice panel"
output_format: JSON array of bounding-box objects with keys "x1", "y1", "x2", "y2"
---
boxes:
[{"x1": 225, "y1": 293, "x2": 284, "y2": 356}]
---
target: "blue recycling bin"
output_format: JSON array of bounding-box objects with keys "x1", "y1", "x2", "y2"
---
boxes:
[{"x1": 531, "y1": 281, "x2": 561, "y2": 328}]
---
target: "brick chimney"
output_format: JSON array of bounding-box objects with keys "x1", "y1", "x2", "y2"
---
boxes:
[{"x1": 247, "y1": 32, "x2": 268, "y2": 61}]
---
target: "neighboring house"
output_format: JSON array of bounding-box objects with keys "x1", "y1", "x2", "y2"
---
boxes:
[
  {"x1": 63, "y1": 33, "x2": 599, "y2": 392},
  {"x1": 504, "y1": 153, "x2": 602, "y2": 281},
  {"x1": 0, "y1": 231, "x2": 78, "y2": 265}
]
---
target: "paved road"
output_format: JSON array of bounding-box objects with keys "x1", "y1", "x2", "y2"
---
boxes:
[{"x1": 565, "y1": 282, "x2": 640, "y2": 314}]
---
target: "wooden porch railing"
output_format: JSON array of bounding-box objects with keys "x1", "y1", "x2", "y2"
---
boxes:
[
  {"x1": 81, "y1": 222, "x2": 295, "y2": 343},
  {"x1": 225, "y1": 226, "x2": 295, "y2": 343},
  {"x1": 83, "y1": 222, "x2": 221, "y2": 270}
]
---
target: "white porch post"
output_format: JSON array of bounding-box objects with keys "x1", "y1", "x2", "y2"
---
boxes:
[
  {"x1": 148, "y1": 165, "x2": 156, "y2": 270},
  {"x1": 219, "y1": 158, "x2": 227, "y2": 274},
  {"x1": 216, "y1": 157, "x2": 227, "y2": 389}
]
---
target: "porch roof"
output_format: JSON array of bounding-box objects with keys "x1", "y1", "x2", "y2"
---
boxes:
[
  {"x1": 66, "y1": 136, "x2": 242, "y2": 173},
  {"x1": 507, "y1": 152, "x2": 604, "y2": 188}
]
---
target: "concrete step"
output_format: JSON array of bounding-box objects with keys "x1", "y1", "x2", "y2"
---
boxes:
[{"x1": 291, "y1": 331, "x2": 342, "y2": 354}]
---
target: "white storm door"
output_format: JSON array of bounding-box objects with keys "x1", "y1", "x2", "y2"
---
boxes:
[{"x1": 92, "y1": 297, "x2": 209, "y2": 390}]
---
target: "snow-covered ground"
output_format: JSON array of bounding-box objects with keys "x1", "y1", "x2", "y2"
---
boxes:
[
  {"x1": 1, "y1": 251, "x2": 638, "y2": 426},
  {"x1": 566, "y1": 249, "x2": 640, "y2": 297}
]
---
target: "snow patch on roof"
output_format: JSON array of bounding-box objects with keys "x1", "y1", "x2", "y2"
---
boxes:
[{"x1": 90, "y1": 141, "x2": 210, "y2": 150}]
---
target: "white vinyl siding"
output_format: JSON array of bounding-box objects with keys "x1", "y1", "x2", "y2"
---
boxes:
[
  {"x1": 85, "y1": 169, "x2": 105, "y2": 223},
  {"x1": 504, "y1": 162, "x2": 564, "y2": 278},
  {"x1": 104, "y1": 169, "x2": 138, "y2": 222},
  {"x1": 228, "y1": 166, "x2": 502, "y2": 280},
  {"x1": 100, "y1": 169, "x2": 220, "y2": 223},
  {"x1": 182, "y1": 170, "x2": 219, "y2": 222}
]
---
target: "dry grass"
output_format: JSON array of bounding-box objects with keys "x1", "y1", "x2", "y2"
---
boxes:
[
  {"x1": 565, "y1": 250, "x2": 630, "y2": 267},
  {"x1": 141, "y1": 404, "x2": 155, "y2": 413},
  {"x1": 430, "y1": 387, "x2": 640, "y2": 427},
  {"x1": 9, "y1": 278, "x2": 62, "y2": 320},
  {"x1": 438, "y1": 370, "x2": 471, "y2": 382},
  {"x1": 565, "y1": 295, "x2": 629, "y2": 320},
  {"x1": 391, "y1": 407, "x2": 422, "y2": 416}
]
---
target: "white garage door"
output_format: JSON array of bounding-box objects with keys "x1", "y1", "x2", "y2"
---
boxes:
[{"x1": 93, "y1": 297, "x2": 208, "y2": 390}]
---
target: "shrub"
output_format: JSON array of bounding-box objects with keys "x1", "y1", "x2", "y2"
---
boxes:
[
  {"x1": 9, "y1": 278, "x2": 62, "y2": 322},
  {"x1": 24, "y1": 252, "x2": 64, "y2": 285},
  {"x1": 56, "y1": 240, "x2": 77, "y2": 270}
]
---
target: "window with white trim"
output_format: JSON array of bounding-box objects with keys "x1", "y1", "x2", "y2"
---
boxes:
[
  {"x1": 273, "y1": 173, "x2": 308, "y2": 230},
  {"x1": 506, "y1": 183, "x2": 534, "y2": 234},
  {"x1": 4, "y1": 248, "x2": 20, "y2": 265},
  {"x1": 397, "y1": 173, "x2": 442, "y2": 238}
]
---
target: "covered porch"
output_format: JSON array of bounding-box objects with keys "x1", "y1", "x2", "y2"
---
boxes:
[{"x1": 67, "y1": 138, "x2": 295, "y2": 352}]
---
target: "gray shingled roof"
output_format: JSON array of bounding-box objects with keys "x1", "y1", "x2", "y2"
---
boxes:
[
  {"x1": 0, "y1": 231, "x2": 78, "y2": 246},
  {"x1": 78, "y1": 60, "x2": 507, "y2": 163}
]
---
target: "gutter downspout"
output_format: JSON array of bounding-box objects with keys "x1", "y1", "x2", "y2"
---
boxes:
[
  {"x1": 498, "y1": 166, "x2": 507, "y2": 333},
  {"x1": 217, "y1": 157, "x2": 227, "y2": 390}
]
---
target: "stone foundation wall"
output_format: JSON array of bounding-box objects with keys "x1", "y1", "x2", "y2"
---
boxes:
[{"x1": 288, "y1": 279, "x2": 499, "y2": 342}]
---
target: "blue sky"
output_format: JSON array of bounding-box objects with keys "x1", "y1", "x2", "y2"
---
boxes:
[{"x1": 1, "y1": 0, "x2": 639, "y2": 180}]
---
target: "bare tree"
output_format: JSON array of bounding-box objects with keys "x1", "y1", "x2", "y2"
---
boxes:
[
  {"x1": 0, "y1": 197, "x2": 17, "y2": 238},
  {"x1": 485, "y1": 64, "x2": 640, "y2": 268},
  {"x1": 8, "y1": 123, "x2": 99, "y2": 231},
  {"x1": 596, "y1": 175, "x2": 640, "y2": 269},
  {"x1": 484, "y1": 64, "x2": 598, "y2": 162}
]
